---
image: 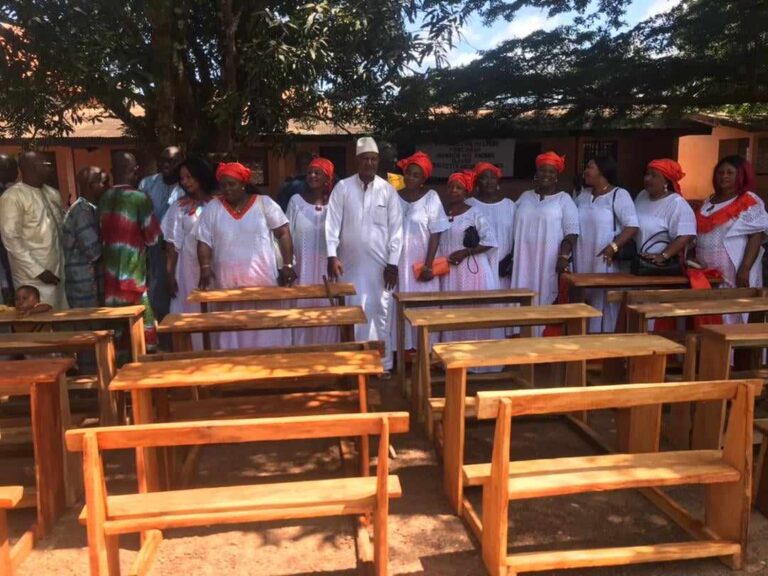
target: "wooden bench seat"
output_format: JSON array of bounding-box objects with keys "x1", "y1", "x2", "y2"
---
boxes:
[
  {"x1": 463, "y1": 450, "x2": 739, "y2": 497},
  {"x1": 0, "y1": 486, "x2": 23, "y2": 576},
  {"x1": 67, "y1": 412, "x2": 409, "y2": 576},
  {"x1": 465, "y1": 379, "x2": 759, "y2": 576},
  {"x1": 79, "y1": 476, "x2": 402, "y2": 531}
]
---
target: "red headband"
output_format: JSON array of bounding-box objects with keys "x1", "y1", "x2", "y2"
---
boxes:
[
  {"x1": 648, "y1": 159, "x2": 685, "y2": 193},
  {"x1": 396, "y1": 151, "x2": 433, "y2": 181},
  {"x1": 535, "y1": 151, "x2": 566, "y2": 173},
  {"x1": 216, "y1": 162, "x2": 252, "y2": 184},
  {"x1": 308, "y1": 157, "x2": 335, "y2": 191},
  {"x1": 448, "y1": 170, "x2": 476, "y2": 193},
  {"x1": 473, "y1": 162, "x2": 502, "y2": 180}
]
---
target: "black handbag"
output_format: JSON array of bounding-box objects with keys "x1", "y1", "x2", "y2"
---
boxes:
[
  {"x1": 463, "y1": 225, "x2": 480, "y2": 249},
  {"x1": 630, "y1": 232, "x2": 683, "y2": 276},
  {"x1": 611, "y1": 189, "x2": 637, "y2": 261},
  {"x1": 498, "y1": 252, "x2": 514, "y2": 277}
]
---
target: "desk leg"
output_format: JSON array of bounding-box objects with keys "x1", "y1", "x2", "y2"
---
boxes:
[
  {"x1": 57, "y1": 372, "x2": 81, "y2": 507},
  {"x1": 443, "y1": 367, "x2": 468, "y2": 515},
  {"x1": 340, "y1": 324, "x2": 354, "y2": 343},
  {"x1": 757, "y1": 436, "x2": 768, "y2": 515},
  {"x1": 617, "y1": 355, "x2": 666, "y2": 453},
  {"x1": 30, "y1": 382, "x2": 66, "y2": 537},
  {"x1": 518, "y1": 325, "x2": 534, "y2": 387},
  {"x1": 692, "y1": 334, "x2": 730, "y2": 450},
  {"x1": 564, "y1": 318, "x2": 588, "y2": 422},
  {"x1": 396, "y1": 302, "x2": 406, "y2": 397},
  {"x1": 171, "y1": 333, "x2": 193, "y2": 353},
  {"x1": 128, "y1": 317, "x2": 146, "y2": 361},
  {"x1": 131, "y1": 389, "x2": 161, "y2": 493},
  {"x1": 416, "y1": 327, "x2": 430, "y2": 426},
  {"x1": 201, "y1": 303, "x2": 212, "y2": 350},
  {"x1": 95, "y1": 339, "x2": 119, "y2": 425}
]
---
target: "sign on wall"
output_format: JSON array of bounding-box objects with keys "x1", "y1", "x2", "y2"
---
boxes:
[{"x1": 420, "y1": 139, "x2": 516, "y2": 178}]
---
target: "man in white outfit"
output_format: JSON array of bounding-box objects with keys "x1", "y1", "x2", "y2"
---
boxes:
[{"x1": 326, "y1": 137, "x2": 403, "y2": 373}]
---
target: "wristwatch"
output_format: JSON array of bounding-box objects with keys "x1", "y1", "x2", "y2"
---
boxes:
[
  {"x1": 609, "y1": 241, "x2": 619, "y2": 253},
  {"x1": 282, "y1": 263, "x2": 294, "y2": 269}
]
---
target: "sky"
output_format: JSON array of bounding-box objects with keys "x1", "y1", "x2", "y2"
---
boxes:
[{"x1": 417, "y1": 0, "x2": 681, "y2": 71}]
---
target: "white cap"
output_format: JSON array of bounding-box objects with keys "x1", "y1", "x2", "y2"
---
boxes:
[{"x1": 356, "y1": 137, "x2": 379, "y2": 156}]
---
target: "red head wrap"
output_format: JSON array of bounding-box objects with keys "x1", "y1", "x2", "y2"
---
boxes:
[
  {"x1": 448, "y1": 170, "x2": 476, "y2": 193},
  {"x1": 535, "y1": 151, "x2": 566, "y2": 173},
  {"x1": 396, "y1": 151, "x2": 433, "y2": 181},
  {"x1": 308, "y1": 157, "x2": 335, "y2": 191},
  {"x1": 712, "y1": 157, "x2": 756, "y2": 197},
  {"x1": 473, "y1": 162, "x2": 502, "y2": 180},
  {"x1": 216, "y1": 162, "x2": 252, "y2": 184},
  {"x1": 647, "y1": 159, "x2": 685, "y2": 193}
]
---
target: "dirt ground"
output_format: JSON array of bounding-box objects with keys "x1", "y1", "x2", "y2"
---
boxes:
[{"x1": 6, "y1": 370, "x2": 768, "y2": 576}]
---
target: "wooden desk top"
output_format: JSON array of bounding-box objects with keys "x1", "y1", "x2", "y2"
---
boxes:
[
  {"x1": 404, "y1": 303, "x2": 600, "y2": 329},
  {"x1": 394, "y1": 288, "x2": 536, "y2": 304},
  {"x1": 0, "y1": 306, "x2": 144, "y2": 325},
  {"x1": 699, "y1": 323, "x2": 768, "y2": 344},
  {"x1": 628, "y1": 298, "x2": 768, "y2": 319},
  {"x1": 434, "y1": 334, "x2": 685, "y2": 369},
  {"x1": 0, "y1": 358, "x2": 74, "y2": 387},
  {"x1": 110, "y1": 350, "x2": 382, "y2": 391},
  {"x1": 561, "y1": 273, "x2": 690, "y2": 288},
  {"x1": 158, "y1": 306, "x2": 367, "y2": 334},
  {"x1": 0, "y1": 331, "x2": 112, "y2": 353},
  {"x1": 188, "y1": 283, "x2": 356, "y2": 304}
]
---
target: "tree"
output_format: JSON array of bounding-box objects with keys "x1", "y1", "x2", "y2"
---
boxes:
[
  {"x1": 0, "y1": 0, "x2": 467, "y2": 149},
  {"x1": 380, "y1": 0, "x2": 768, "y2": 137}
]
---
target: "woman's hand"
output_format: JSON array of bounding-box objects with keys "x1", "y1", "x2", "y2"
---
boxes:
[
  {"x1": 556, "y1": 255, "x2": 570, "y2": 274},
  {"x1": 598, "y1": 243, "x2": 616, "y2": 264},
  {"x1": 736, "y1": 267, "x2": 751, "y2": 288},
  {"x1": 198, "y1": 266, "x2": 214, "y2": 291},
  {"x1": 279, "y1": 266, "x2": 298, "y2": 287},
  {"x1": 418, "y1": 267, "x2": 434, "y2": 282},
  {"x1": 640, "y1": 252, "x2": 668, "y2": 266},
  {"x1": 168, "y1": 273, "x2": 179, "y2": 298},
  {"x1": 383, "y1": 264, "x2": 399, "y2": 290},
  {"x1": 448, "y1": 249, "x2": 469, "y2": 266}
]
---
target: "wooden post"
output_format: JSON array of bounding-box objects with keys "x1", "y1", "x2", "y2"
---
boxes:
[
  {"x1": 617, "y1": 355, "x2": 666, "y2": 453},
  {"x1": 692, "y1": 332, "x2": 730, "y2": 449},
  {"x1": 95, "y1": 337, "x2": 119, "y2": 426},
  {"x1": 704, "y1": 382, "x2": 754, "y2": 569},
  {"x1": 130, "y1": 390, "x2": 161, "y2": 493},
  {"x1": 396, "y1": 300, "x2": 407, "y2": 397},
  {"x1": 358, "y1": 375, "x2": 370, "y2": 478},
  {"x1": 414, "y1": 327, "x2": 430, "y2": 423},
  {"x1": 669, "y1": 333, "x2": 698, "y2": 449},
  {"x1": 373, "y1": 418, "x2": 390, "y2": 576},
  {"x1": 83, "y1": 433, "x2": 120, "y2": 576},
  {"x1": 0, "y1": 508, "x2": 10, "y2": 576},
  {"x1": 128, "y1": 316, "x2": 146, "y2": 361},
  {"x1": 443, "y1": 367, "x2": 468, "y2": 514},
  {"x1": 482, "y1": 398, "x2": 511, "y2": 576}
]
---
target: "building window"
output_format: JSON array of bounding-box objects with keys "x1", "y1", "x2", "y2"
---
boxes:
[
  {"x1": 755, "y1": 137, "x2": 768, "y2": 175},
  {"x1": 582, "y1": 141, "x2": 618, "y2": 167},
  {"x1": 319, "y1": 145, "x2": 348, "y2": 179},
  {"x1": 718, "y1": 138, "x2": 749, "y2": 160},
  {"x1": 513, "y1": 141, "x2": 542, "y2": 179}
]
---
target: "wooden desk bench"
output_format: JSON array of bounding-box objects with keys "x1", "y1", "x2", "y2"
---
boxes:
[
  {"x1": 67, "y1": 412, "x2": 407, "y2": 576},
  {"x1": 0, "y1": 359, "x2": 74, "y2": 571},
  {"x1": 467, "y1": 379, "x2": 758, "y2": 575},
  {"x1": 0, "y1": 486, "x2": 22, "y2": 576},
  {"x1": 158, "y1": 305, "x2": 367, "y2": 352},
  {"x1": 0, "y1": 331, "x2": 118, "y2": 425},
  {"x1": 627, "y1": 298, "x2": 768, "y2": 334},
  {"x1": 405, "y1": 303, "x2": 601, "y2": 428},
  {"x1": 0, "y1": 306, "x2": 145, "y2": 362},
  {"x1": 188, "y1": 283, "x2": 356, "y2": 311},
  {"x1": 110, "y1": 350, "x2": 383, "y2": 491},
  {"x1": 432, "y1": 333, "x2": 685, "y2": 513},
  {"x1": 394, "y1": 289, "x2": 536, "y2": 395},
  {"x1": 561, "y1": 272, "x2": 693, "y2": 303}
]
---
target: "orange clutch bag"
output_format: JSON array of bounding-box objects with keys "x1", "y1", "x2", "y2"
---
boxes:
[{"x1": 412, "y1": 256, "x2": 450, "y2": 280}]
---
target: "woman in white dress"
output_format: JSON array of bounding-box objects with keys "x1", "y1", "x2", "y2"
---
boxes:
[
  {"x1": 287, "y1": 157, "x2": 339, "y2": 345},
  {"x1": 162, "y1": 157, "x2": 215, "y2": 350},
  {"x1": 440, "y1": 170, "x2": 498, "y2": 347},
  {"x1": 512, "y1": 152, "x2": 579, "y2": 335},
  {"x1": 695, "y1": 155, "x2": 768, "y2": 323},
  {"x1": 634, "y1": 159, "x2": 696, "y2": 266},
  {"x1": 575, "y1": 155, "x2": 639, "y2": 332},
  {"x1": 467, "y1": 162, "x2": 515, "y2": 288},
  {"x1": 395, "y1": 151, "x2": 450, "y2": 350},
  {"x1": 197, "y1": 162, "x2": 297, "y2": 349}
]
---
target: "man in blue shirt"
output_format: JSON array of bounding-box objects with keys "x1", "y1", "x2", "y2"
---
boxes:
[{"x1": 139, "y1": 146, "x2": 184, "y2": 322}]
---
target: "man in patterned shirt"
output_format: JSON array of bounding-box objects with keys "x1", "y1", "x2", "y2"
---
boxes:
[
  {"x1": 100, "y1": 152, "x2": 161, "y2": 350},
  {"x1": 63, "y1": 166, "x2": 108, "y2": 308}
]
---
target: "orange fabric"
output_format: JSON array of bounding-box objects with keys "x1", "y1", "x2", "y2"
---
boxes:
[
  {"x1": 412, "y1": 256, "x2": 450, "y2": 280},
  {"x1": 447, "y1": 170, "x2": 476, "y2": 193},
  {"x1": 536, "y1": 151, "x2": 566, "y2": 173},
  {"x1": 696, "y1": 193, "x2": 757, "y2": 233},
  {"x1": 647, "y1": 159, "x2": 685, "y2": 193},
  {"x1": 216, "y1": 162, "x2": 252, "y2": 183},
  {"x1": 397, "y1": 151, "x2": 433, "y2": 180},
  {"x1": 473, "y1": 162, "x2": 502, "y2": 180},
  {"x1": 308, "y1": 157, "x2": 335, "y2": 191}
]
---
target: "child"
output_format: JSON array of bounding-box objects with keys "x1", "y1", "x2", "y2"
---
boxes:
[{"x1": 12, "y1": 285, "x2": 52, "y2": 332}]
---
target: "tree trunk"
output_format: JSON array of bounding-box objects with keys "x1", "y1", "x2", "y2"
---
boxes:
[
  {"x1": 147, "y1": 0, "x2": 178, "y2": 148},
  {"x1": 218, "y1": 0, "x2": 238, "y2": 153}
]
